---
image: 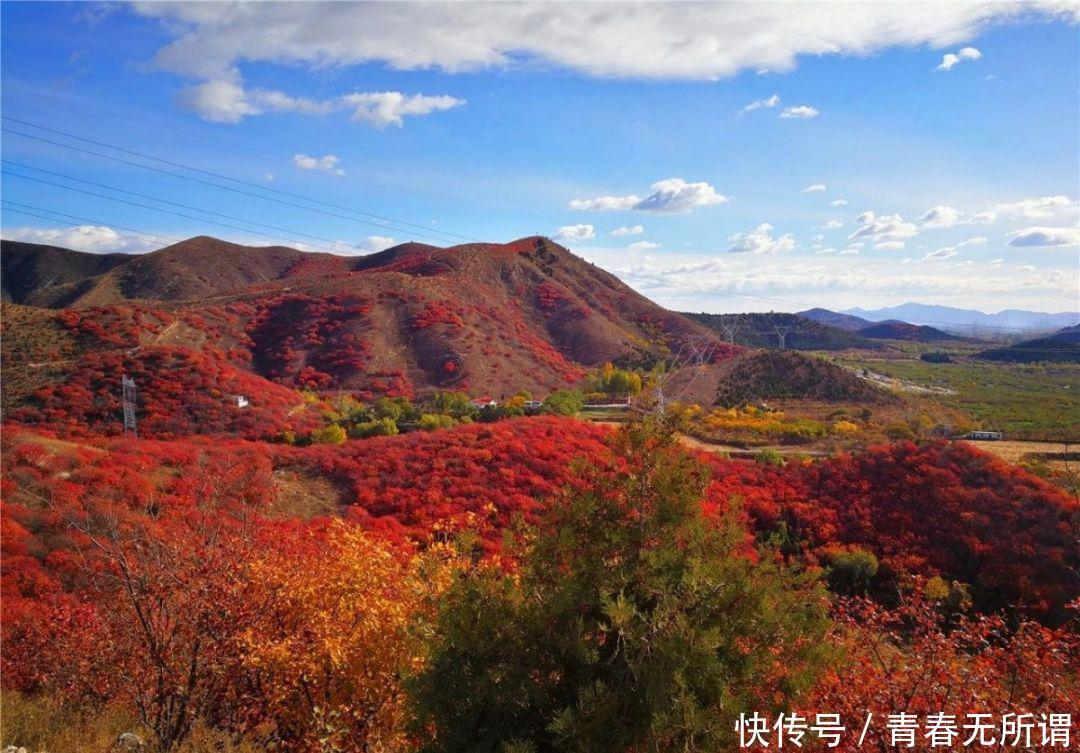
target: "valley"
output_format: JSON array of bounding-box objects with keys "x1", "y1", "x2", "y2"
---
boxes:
[{"x1": 2, "y1": 234, "x2": 1077, "y2": 752}]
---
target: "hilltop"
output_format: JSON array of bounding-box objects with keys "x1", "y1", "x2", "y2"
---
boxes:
[
  {"x1": 685, "y1": 311, "x2": 881, "y2": 350},
  {"x1": 978, "y1": 324, "x2": 1080, "y2": 363},
  {"x1": 798, "y1": 307, "x2": 875, "y2": 332},
  {"x1": 854, "y1": 320, "x2": 960, "y2": 343},
  {"x1": 2, "y1": 235, "x2": 740, "y2": 435}
]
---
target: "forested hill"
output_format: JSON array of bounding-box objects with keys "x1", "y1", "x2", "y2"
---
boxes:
[{"x1": 685, "y1": 311, "x2": 881, "y2": 350}]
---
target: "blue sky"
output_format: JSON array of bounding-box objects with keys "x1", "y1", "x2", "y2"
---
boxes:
[{"x1": 2, "y1": 2, "x2": 1078, "y2": 313}]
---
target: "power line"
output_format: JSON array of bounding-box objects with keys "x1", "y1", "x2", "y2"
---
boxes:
[
  {"x1": 3, "y1": 162, "x2": 367, "y2": 254},
  {"x1": 4, "y1": 100, "x2": 559, "y2": 226},
  {"x1": 1, "y1": 200, "x2": 189, "y2": 248},
  {"x1": 2, "y1": 170, "x2": 355, "y2": 254},
  {"x1": 2, "y1": 121, "x2": 477, "y2": 245},
  {"x1": 2, "y1": 115, "x2": 481, "y2": 242}
]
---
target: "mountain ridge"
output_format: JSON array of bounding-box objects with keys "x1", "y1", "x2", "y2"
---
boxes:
[
  {"x1": 841, "y1": 302, "x2": 1077, "y2": 333},
  {"x1": 1, "y1": 235, "x2": 744, "y2": 426}
]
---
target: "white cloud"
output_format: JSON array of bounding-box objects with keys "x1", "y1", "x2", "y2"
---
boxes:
[
  {"x1": 874, "y1": 241, "x2": 906, "y2": 251},
  {"x1": 801, "y1": 183, "x2": 827, "y2": 193},
  {"x1": 178, "y1": 77, "x2": 261, "y2": 123},
  {"x1": 957, "y1": 236, "x2": 988, "y2": 247},
  {"x1": 293, "y1": 153, "x2": 345, "y2": 175},
  {"x1": 738, "y1": 93, "x2": 780, "y2": 115},
  {"x1": 919, "y1": 205, "x2": 961, "y2": 229},
  {"x1": 570, "y1": 178, "x2": 729, "y2": 214},
  {"x1": 137, "y1": 3, "x2": 1078, "y2": 84},
  {"x1": 1, "y1": 224, "x2": 160, "y2": 254},
  {"x1": 780, "y1": 105, "x2": 819, "y2": 119},
  {"x1": 1016, "y1": 263, "x2": 1037, "y2": 272},
  {"x1": 635, "y1": 178, "x2": 730, "y2": 213},
  {"x1": 580, "y1": 244, "x2": 1077, "y2": 313},
  {"x1": 936, "y1": 46, "x2": 982, "y2": 71},
  {"x1": 820, "y1": 220, "x2": 843, "y2": 230},
  {"x1": 628, "y1": 240, "x2": 661, "y2": 252},
  {"x1": 554, "y1": 223, "x2": 596, "y2": 241},
  {"x1": 263, "y1": 172, "x2": 275, "y2": 182},
  {"x1": 176, "y1": 70, "x2": 464, "y2": 127},
  {"x1": 993, "y1": 195, "x2": 1077, "y2": 219},
  {"x1": 849, "y1": 211, "x2": 919, "y2": 242},
  {"x1": 1008, "y1": 226, "x2": 1080, "y2": 247},
  {"x1": 924, "y1": 247, "x2": 958, "y2": 260},
  {"x1": 349, "y1": 235, "x2": 397, "y2": 254},
  {"x1": 830, "y1": 199, "x2": 849, "y2": 207},
  {"x1": 611, "y1": 224, "x2": 645, "y2": 236},
  {"x1": 341, "y1": 91, "x2": 465, "y2": 128},
  {"x1": 727, "y1": 223, "x2": 796, "y2": 254},
  {"x1": 914, "y1": 196, "x2": 1076, "y2": 229}
]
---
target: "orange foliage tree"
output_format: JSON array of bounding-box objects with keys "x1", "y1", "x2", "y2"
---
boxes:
[{"x1": 236, "y1": 522, "x2": 457, "y2": 752}]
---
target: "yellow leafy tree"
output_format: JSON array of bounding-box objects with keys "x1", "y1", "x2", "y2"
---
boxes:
[{"x1": 238, "y1": 522, "x2": 455, "y2": 752}]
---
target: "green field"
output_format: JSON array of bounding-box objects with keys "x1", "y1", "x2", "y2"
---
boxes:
[{"x1": 833, "y1": 347, "x2": 1080, "y2": 441}]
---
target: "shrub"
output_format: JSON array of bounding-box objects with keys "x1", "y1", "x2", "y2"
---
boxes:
[
  {"x1": 541, "y1": 389, "x2": 584, "y2": 416},
  {"x1": 822, "y1": 546, "x2": 879, "y2": 595},
  {"x1": 348, "y1": 417, "x2": 399, "y2": 439},
  {"x1": 418, "y1": 413, "x2": 457, "y2": 431},
  {"x1": 754, "y1": 448, "x2": 785, "y2": 467},
  {"x1": 311, "y1": 424, "x2": 347, "y2": 445}
]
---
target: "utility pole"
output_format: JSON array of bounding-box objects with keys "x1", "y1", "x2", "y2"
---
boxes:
[
  {"x1": 121, "y1": 375, "x2": 138, "y2": 437},
  {"x1": 774, "y1": 325, "x2": 793, "y2": 349}
]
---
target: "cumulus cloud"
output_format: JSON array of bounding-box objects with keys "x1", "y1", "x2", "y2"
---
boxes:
[
  {"x1": 568, "y1": 195, "x2": 641, "y2": 212},
  {"x1": 924, "y1": 246, "x2": 958, "y2": 260},
  {"x1": 176, "y1": 70, "x2": 464, "y2": 126},
  {"x1": 354, "y1": 235, "x2": 396, "y2": 253},
  {"x1": 801, "y1": 183, "x2": 827, "y2": 193},
  {"x1": 727, "y1": 223, "x2": 796, "y2": 254},
  {"x1": 915, "y1": 196, "x2": 1077, "y2": 229},
  {"x1": 554, "y1": 223, "x2": 596, "y2": 241},
  {"x1": 570, "y1": 178, "x2": 729, "y2": 214},
  {"x1": 936, "y1": 46, "x2": 982, "y2": 71},
  {"x1": 636, "y1": 178, "x2": 730, "y2": 213},
  {"x1": 738, "y1": 94, "x2": 780, "y2": 115},
  {"x1": 1, "y1": 224, "x2": 160, "y2": 254},
  {"x1": 628, "y1": 240, "x2": 661, "y2": 252},
  {"x1": 957, "y1": 236, "x2": 988, "y2": 247},
  {"x1": 820, "y1": 220, "x2": 844, "y2": 230},
  {"x1": 1008, "y1": 226, "x2": 1080, "y2": 247},
  {"x1": 341, "y1": 91, "x2": 465, "y2": 128},
  {"x1": 849, "y1": 211, "x2": 919, "y2": 242},
  {"x1": 611, "y1": 224, "x2": 645, "y2": 236},
  {"x1": 993, "y1": 195, "x2": 1077, "y2": 219},
  {"x1": 136, "y1": 2, "x2": 1076, "y2": 84},
  {"x1": 293, "y1": 153, "x2": 345, "y2": 175},
  {"x1": 780, "y1": 105, "x2": 819, "y2": 119},
  {"x1": 830, "y1": 199, "x2": 848, "y2": 207},
  {"x1": 178, "y1": 77, "x2": 262, "y2": 123},
  {"x1": 919, "y1": 205, "x2": 961, "y2": 229},
  {"x1": 874, "y1": 241, "x2": 906, "y2": 251}
]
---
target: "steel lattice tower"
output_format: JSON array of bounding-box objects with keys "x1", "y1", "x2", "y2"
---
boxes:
[{"x1": 121, "y1": 375, "x2": 138, "y2": 437}]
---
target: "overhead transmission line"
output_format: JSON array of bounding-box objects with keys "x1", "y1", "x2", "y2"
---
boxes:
[
  {"x1": 10, "y1": 91, "x2": 563, "y2": 226},
  {"x1": 1, "y1": 200, "x2": 190, "y2": 249},
  {"x1": 1, "y1": 116, "x2": 481, "y2": 245},
  {"x1": 3, "y1": 164, "x2": 368, "y2": 254}
]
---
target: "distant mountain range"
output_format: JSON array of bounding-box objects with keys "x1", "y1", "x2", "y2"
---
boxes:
[
  {"x1": 795, "y1": 309, "x2": 963, "y2": 344},
  {"x1": 837, "y1": 303, "x2": 1078, "y2": 334}
]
